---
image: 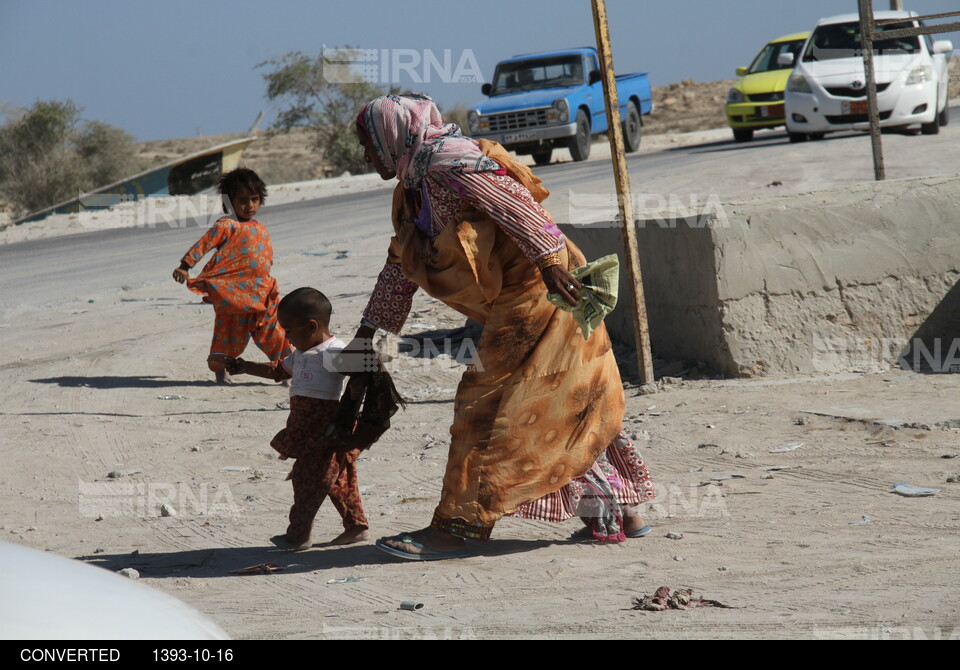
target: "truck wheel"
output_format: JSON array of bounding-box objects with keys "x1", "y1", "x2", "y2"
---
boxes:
[
  {"x1": 788, "y1": 132, "x2": 808, "y2": 143},
  {"x1": 939, "y1": 100, "x2": 949, "y2": 127},
  {"x1": 733, "y1": 129, "x2": 754, "y2": 142},
  {"x1": 622, "y1": 102, "x2": 642, "y2": 152},
  {"x1": 568, "y1": 109, "x2": 591, "y2": 162},
  {"x1": 531, "y1": 148, "x2": 553, "y2": 166},
  {"x1": 921, "y1": 89, "x2": 941, "y2": 135}
]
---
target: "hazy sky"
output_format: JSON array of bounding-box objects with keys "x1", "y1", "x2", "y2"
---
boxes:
[{"x1": 2, "y1": 0, "x2": 958, "y2": 141}]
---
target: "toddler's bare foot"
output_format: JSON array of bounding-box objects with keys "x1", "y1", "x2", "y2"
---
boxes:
[
  {"x1": 328, "y1": 526, "x2": 370, "y2": 546},
  {"x1": 270, "y1": 533, "x2": 312, "y2": 551}
]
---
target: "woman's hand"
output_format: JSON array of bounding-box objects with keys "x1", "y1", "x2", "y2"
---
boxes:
[
  {"x1": 540, "y1": 265, "x2": 581, "y2": 307},
  {"x1": 337, "y1": 325, "x2": 380, "y2": 374}
]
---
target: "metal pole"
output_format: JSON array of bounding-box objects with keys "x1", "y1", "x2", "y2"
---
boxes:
[
  {"x1": 890, "y1": 1, "x2": 904, "y2": 11},
  {"x1": 590, "y1": 0, "x2": 655, "y2": 383},
  {"x1": 859, "y1": 0, "x2": 886, "y2": 181}
]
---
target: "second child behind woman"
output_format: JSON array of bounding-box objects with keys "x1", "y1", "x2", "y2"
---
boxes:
[{"x1": 228, "y1": 287, "x2": 369, "y2": 549}]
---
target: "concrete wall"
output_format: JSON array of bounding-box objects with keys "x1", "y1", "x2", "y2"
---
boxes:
[{"x1": 560, "y1": 173, "x2": 960, "y2": 377}]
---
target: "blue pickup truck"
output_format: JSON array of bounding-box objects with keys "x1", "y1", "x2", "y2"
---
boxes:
[{"x1": 466, "y1": 47, "x2": 653, "y2": 164}]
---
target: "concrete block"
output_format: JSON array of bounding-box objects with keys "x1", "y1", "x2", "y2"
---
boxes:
[{"x1": 560, "y1": 173, "x2": 960, "y2": 376}]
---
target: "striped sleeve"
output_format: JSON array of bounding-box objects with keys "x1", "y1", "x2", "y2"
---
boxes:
[
  {"x1": 362, "y1": 260, "x2": 418, "y2": 335},
  {"x1": 441, "y1": 171, "x2": 564, "y2": 263}
]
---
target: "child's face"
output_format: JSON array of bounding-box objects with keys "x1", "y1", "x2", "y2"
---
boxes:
[
  {"x1": 229, "y1": 187, "x2": 262, "y2": 221},
  {"x1": 278, "y1": 311, "x2": 326, "y2": 351}
]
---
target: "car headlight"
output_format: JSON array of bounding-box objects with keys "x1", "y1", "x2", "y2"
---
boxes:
[
  {"x1": 726, "y1": 88, "x2": 745, "y2": 104},
  {"x1": 554, "y1": 98, "x2": 569, "y2": 123},
  {"x1": 905, "y1": 65, "x2": 933, "y2": 85},
  {"x1": 467, "y1": 110, "x2": 480, "y2": 134},
  {"x1": 787, "y1": 74, "x2": 812, "y2": 93}
]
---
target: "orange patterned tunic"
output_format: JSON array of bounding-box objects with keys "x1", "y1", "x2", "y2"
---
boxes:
[{"x1": 182, "y1": 217, "x2": 278, "y2": 313}]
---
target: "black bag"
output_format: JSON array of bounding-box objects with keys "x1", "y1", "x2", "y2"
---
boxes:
[{"x1": 323, "y1": 369, "x2": 405, "y2": 453}]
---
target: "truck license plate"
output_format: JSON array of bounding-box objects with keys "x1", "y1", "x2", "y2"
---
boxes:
[{"x1": 501, "y1": 132, "x2": 537, "y2": 143}]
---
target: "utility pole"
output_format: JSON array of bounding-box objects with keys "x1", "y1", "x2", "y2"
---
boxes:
[
  {"x1": 890, "y1": 1, "x2": 904, "y2": 11},
  {"x1": 590, "y1": 0, "x2": 655, "y2": 384}
]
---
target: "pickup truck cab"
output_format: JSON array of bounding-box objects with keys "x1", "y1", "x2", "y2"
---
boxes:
[{"x1": 467, "y1": 47, "x2": 653, "y2": 164}]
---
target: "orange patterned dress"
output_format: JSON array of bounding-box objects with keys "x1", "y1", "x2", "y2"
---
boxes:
[{"x1": 180, "y1": 217, "x2": 291, "y2": 371}]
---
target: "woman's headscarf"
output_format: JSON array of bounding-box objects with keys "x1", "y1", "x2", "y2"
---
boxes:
[{"x1": 357, "y1": 94, "x2": 502, "y2": 189}]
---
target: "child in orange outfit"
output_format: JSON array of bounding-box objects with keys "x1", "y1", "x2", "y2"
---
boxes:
[
  {"x1": 172, "y1": 167, "x2": 291, "y2": 383},
  {"x1": 226, "y1": 287, "x2": 370, "y2": 550}
]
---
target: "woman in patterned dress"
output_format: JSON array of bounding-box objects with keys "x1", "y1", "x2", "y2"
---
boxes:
[{"x1": 348, "y1": 95, "x2": 655, "y2": 560}]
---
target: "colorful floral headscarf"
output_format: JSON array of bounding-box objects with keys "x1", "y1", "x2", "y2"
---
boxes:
[{"x1": 356, "y1": 94, "x2": 502, "y2": 189}]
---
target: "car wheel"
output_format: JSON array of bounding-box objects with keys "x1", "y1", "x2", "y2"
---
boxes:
[
  {"x1": 733, "y1": 129, "x2": 754, "y2": 142},
  {"x1": 921, "y1": 89, "x2": 941, "y2": 135},
  {"x1": 622, "y1": 102, "x2": 642, "y2": 152},
  {"x1": 531, "y1": 148, "x2": 553, "y2": 166},
  {"x1": 568, "y1": 109, "x2": 591, "y2": 162},
  {"x1": 809, "y1": 133, "x2": 826, "y2": 140},
  {"x1": 788, "y1": 132, "x2": 808, "y2": 143},
  {"x1": 939, "y1": 101, "x2": 949, "y2": 127}
]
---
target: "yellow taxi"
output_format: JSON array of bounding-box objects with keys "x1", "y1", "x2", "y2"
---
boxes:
[{"x1": 726, "y1": 32, "x2": 809, "y2": 141}]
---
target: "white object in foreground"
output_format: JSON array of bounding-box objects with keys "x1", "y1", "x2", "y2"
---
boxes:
[{"x1": 0, "y1": 541, "x2": 229, "y2": 640}]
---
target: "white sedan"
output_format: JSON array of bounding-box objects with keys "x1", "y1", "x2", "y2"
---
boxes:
[{"x1": 783, "y1": 10, "x2": 952, "y2": 142}]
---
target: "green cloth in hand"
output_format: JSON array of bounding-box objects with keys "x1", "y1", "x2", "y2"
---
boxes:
[{"x1": 547, "y1": 254, "x2": 619, "y2": 339}]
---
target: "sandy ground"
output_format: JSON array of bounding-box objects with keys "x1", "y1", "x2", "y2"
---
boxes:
[{"x1": 2, "y1": 127, "x2": 960, "y2": 639}]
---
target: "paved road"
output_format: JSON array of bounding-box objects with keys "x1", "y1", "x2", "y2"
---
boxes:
[{"x1": 3, "y1": 104, "x2": 958, "y2": 312}]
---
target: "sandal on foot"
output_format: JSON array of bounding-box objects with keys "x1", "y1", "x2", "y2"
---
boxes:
[
  {"x1": 375, "y1": 534, "x2": 469, "y2": 561},
  {"x1": 625, "y1": 524, "x2": 653, "y2": 538},
  {"x1": 570, "y1": 525, "x2": 653, "y2": 541}
]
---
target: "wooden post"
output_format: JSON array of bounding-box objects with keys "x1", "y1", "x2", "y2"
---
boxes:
[
  {"x1": 859, "y1": 0, "x2": 886, "y2": 181},
  {"x1": 591, "y1": 0, "x2": 655, "y2": 383}
]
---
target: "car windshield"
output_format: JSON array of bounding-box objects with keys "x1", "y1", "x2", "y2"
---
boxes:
[
  {"x1": 803, "y1": 21, "x2": 920, "y2": 61},
  {"x1": 748, "y1": 39, "x2": 807, "y2": 74},
  {"x1": 492, "y1": 55, "x2": 584, "y2": 94}
]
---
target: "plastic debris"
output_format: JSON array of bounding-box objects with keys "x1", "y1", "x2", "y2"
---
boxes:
[
  {"x1": 220, "y1": 466, "x2": 251, "y2": 472},
  {"x1": 399, "y1": 601, "x2": 424, "y2": 611},
  {"x1": 117, "y1": 568, "x2": 139, "y2": 579},
  {"x1": 764, "y1": 465, "x2": 803, "y2": 471},
  {"x1": 157, "y1": 395, "x2": 185, "y2": 400},
  {"x1": 945, "y1": 474, "x2": 959, "y2": 483},
  {"x1": 335, "y1": 250, "x2": 349, "y2": 260},
  {"x1": 709, "y1": 475, "x2": 745, "y2": 481},
  {"x1": 892, "y1": 483, "x2": 940, "y2": 497},
  {"x1": 942, "y1": 454, "x2": 959, "y2": 459},
  {"x1": 160, "y1": 504, "x2": 176, "y2": 517},
  {"x1": 849, "y1": 515, "x2": 873, "y2": 525},
  {"x1": 666, "y1": 531, "x2": 683, "y2": 540},
  {"x1": 632, "y1": 586, "x2": 731, "y2": 611},
  {"x1": 326, "y1": 576, "x2": 366, "y2": 584},
  {"x1": 770, "y1": 442, "x2": 803, "y2": 453}
]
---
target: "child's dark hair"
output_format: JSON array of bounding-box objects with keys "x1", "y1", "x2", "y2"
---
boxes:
[
  {"x1": 217, "y1": 167, "x2": 267, "y2": 203},
  {"x1": 279, "y1": 287, "x2": 332, "y2": 327}
]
